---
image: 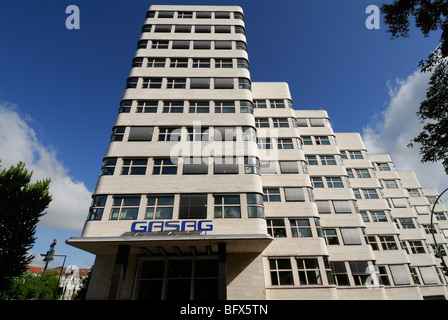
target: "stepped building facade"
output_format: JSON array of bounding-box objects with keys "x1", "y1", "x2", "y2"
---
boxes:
[{"x1": 67, "y1": 4, "x2": 448, "y2": 300}]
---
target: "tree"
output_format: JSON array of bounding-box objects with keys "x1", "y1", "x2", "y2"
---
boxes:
[
  {"x1": 3, "y1": 270, "x2": 60, "y2": 300},
  {"x1": 381, "y1": 1, "x2": 448, "y2": 173},
  {"x1": 0, "y1": 161, "x2": 52, "y2": 295}
]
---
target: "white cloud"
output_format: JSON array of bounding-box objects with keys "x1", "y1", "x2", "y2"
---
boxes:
[
  {"x1": 362, "y1": 69, "x2": 448, "y2": 195},
  {"x1": 0, "y1": 103, "x2": 92, "y2": 231}
]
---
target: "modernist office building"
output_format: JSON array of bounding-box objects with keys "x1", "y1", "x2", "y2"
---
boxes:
[{"x1": 67, "y1": 5, "x2": 448, "y2": 300}]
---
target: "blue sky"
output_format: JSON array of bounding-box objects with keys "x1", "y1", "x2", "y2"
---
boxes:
[{"x1": 0, "y1": 0, "x2": 446, "y2": 269}]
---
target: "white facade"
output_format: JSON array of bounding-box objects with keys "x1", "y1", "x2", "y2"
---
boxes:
[{"x1": 67, "y1": 5, "x2": 448, "y2": 300}]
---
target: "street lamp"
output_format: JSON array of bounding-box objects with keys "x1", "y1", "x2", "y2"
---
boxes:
[{"x1": 430, "y1": 187, "x2": 448, "y2": 277}]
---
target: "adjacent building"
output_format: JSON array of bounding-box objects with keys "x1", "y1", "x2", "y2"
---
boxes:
[{"x1": 66, "y1": 4, "x2": 448, "y2": 300}]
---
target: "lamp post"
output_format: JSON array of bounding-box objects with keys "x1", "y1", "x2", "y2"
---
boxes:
[
  {"x1": 35, "y1": 239, "x2": 57, "y2": 300},
  {"x1": 430, "y1": 187, "x2": 448, "y2": 277}
]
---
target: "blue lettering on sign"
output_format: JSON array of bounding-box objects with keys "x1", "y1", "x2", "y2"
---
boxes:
[{"x1": 131, "y1": 220, "x2": 213, "y2": 233}]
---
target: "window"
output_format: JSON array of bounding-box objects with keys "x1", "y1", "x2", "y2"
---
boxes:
[
  {"x1": 138, "y1": 40, "x2": 148, "y2": 49},
  {"x1": 142, "y1": 77, "x2": 163, "y2": 89},
  {"x1": 120, "y1": 100, "x2": 132, "y2": 113},
  {"x1": 158, "y1": 128, "x2": 182, "y2": 141},
  {"x1": 234, "y1": 12, "x2": 244, "y2": 20},
  {"x1": 111, "y1": 126, "x2": 125, "y2": 141},
  {"x1": 247, "y1": 193, "x2": 264, "y2": 218},
  {"x1": 377, "y1": 163, "x2": 391, "y2": 171},
  {"x1": 279, "y1": 161, "x2": 299, "y2": 174},
  {"x1": 384, "y1": 180, "x2": 399, "y2": 189},
  {"x1": 340, "y1": 228, "x2": 362, "y2": 245},
  {"x1": 316, "y1": 201, "x2": 332, "y2": 214},
  {"x1": 158, "y1": 11, "x2": 174, "y2": 18},
  {"x1": 290, "y1": 219, "x2": 312, "y2": 237},
  {"x1": 172, "y1": 40, "x2": 190, "y2": 49},
  {"x1": 167, "y1": 78, "x2": 186, "y2": 89},
  {"x1": 267, "y1": 219, "x2": 286, "y2": 237},
  {"x1": 309, "y1": 118, "x2": 325, "y2": 127},
  {"x1": 408, "y1": 240, "x2": 426, "y2": 254},
  {"x1": 128, "y1": 127, "x2": 154, "y2": 141},
  {"x1": 321, "y1": 155, "x2": 337, "y2": 166},
  {"x1": 271, "y1": 118, "x2": 289, "y2": 128},
  {"x1": 408, "y1": 189, "x2": 420, "y2": 197},
  {"x1": 214, "y1": 78, "x2": 234, "y2": 89},
  {"x1": 348, "y1": 151, "x2": 363, "y2": 159},
  {"x1": 126, "y1": 77, "x2": 138, "y2": 88},
  {"x1": 234, "y1": 26, "x2": 246, "y2": 34},
  {"x1": 398, "y1": 218, "x2": 415, "y2": 229},
  {"x1": 147, "y1": 58, "x2": 166, "y2": 68},
  {"x1": 244, "y1": 157, "x2": 260, "y2": 175},
  {"x1": 284, "y1": 188, "x2": 305, "y2": 202},
  {"x1": 214, "y1": 101, "x2": 235, "y2": 113},
  {"x1": 174, "y1": 25, "x2": 191, "y2": 33},
  {"x1": 179, "y1": 194, "x2": 207, "y2": 219},
  {"x1": 187, "y1": 127, "x2": 209, "y2": 141},
  {"x1": 330, "y1": 262, "x2": 350, "y2": 286},
  {"x1": 269, "y1": 258, "x2": 294, "y2": 286},
  {"x1": 390, "y1": 265, "x2": 411, "y2": 285},
  {"x1": 238, "y1": 78, "x2": 251, "y2": 90},
  {"x1": 189, "y1": 101, "x2": 210, "y2": 113},
  {"x1": 146, "y1": 196, "x2": 174, "y2": 219},
  {"x1": 214, "y1": 195, "x2": 241, "y2": 218},
  {"x1": 110, "y1": 197, "x2": 140, "y2": 220},
  {"x1": 315, "y1": 136, "x2": 330, "y2": 145},
  {"x1": 183, "y1": 157, "x2": 208, "y2": 174},
  {"x1": 193, "y1": 59, "x2": 210, "y2": 69},
  {"x1": 415, "y1": 205, "x2": 430, "y2": 215},
  {"x1": 323, "y1": 229, "x2": 339, "y2": 245},
  {"x1": 296, "y1": 258, "x2": 322, "y2": 285},
  {"x1": 153, "y1": 159, "x2": 177, "y2": 175},
  {"x1": 302, "y1": 136, "x2": 312, "y2": 145},
  {"x1": 240, "y1": 101, "x2": 254, "y2": 114},
  {"x1": 363, "y1": 189, "x2": 379, "y2": 199},
  {"x1": 260, "y1": 161, "x2": 276, "y2": 174},
  {"x1": 151, "y1": 40, "x2": 169, "y2": 49},
  {"x1": 163, "y1": 101, "x2": 184, "y2": 113},
  {"x1": 214, "y1": 127, "x2": 236, "y2": 141},
  {"x1": 101, "y1": 158, "x2": 117, "y2": 176},
  {"x1": 137, "y1": 100, "x2": 158, "y2": 113},
  {"x1": 391, "y1": 198, "x2": 407, "y2": 208},
  {"x1": 333, "y1": 201, "x2": 352, "y2": 214},
  {"x1": 88, "y1": 195, "x2": 107, "y2": 220},
  {"x1": 255, "y1": 118, "x2": 269, "y2": 128},
  {"x1": 193, "y1": 40, "x2": 211, "y2": 50},
  {"x1": 215, "y1": 11, "x2": 230, "y2": 19},
  {"x1": 371, "y1": 211, "x2": 388, "y2": 222},
  {"x1": 215, "y1": 58, "x2": 233, "y2": 68},
  {"x1": 326, "y1": 177, "x2": 344, "y2": 188},
  {"x1": 306, "y1": 155, "x2": 318, "y2": 165},
  {"x1": 235, "y1": 41, "x2": 247, "y2": 51},
  {"x1": 270, "y1": 100, "x2": 285, "y2": 108},
  {"x1": 254, "y1": 100, "x2": 267, "y2": 108},
  {"x1": 121, "y1": 159, "x2": 147, "y2": 175},
  {"x1": 349, "y1": 261, "x2": 369, "y2": 286},
  {"x1": 311, "y1": 177, "x2": 324, "y2": 188},
  {"x1": 237, "y1": 58, "x2": 249, "y2": 69},
  {"x1": 355, "y1": 169, "x2": 370, "y2": 178},
  {"x1": 190, "y1": 78, "x2": 211, "y2": 89},
  {"x1": 263, "y1": 188, "x2": 281, "y2": 202},
  {"x1": 379, "y1": 235, "x2": 398, "y2": 250},
  {"x1": 419, "y1": 267, "x2": 439, "y2": 284},
  {"x1": 215, "y1": 25, "x2": 231, "y2": 33},
  {"x1": 154, "y1": 24, "x2": 172, "y2": 33},
  {"x1": 170, "y1": 58, "x2": 188, "y2": 68},
  {"x1": 196, "y1": 11, "x2": 212, "y2": 19},
  {"x1": 213, "y1": 157, "x2": 239, "y2": 174},
  {"x1": 133, "y1": 57, "x2": 144, "y2": 67},
  {"x1": 195, "y1": 25, "x2": 211, "y2": 33},
  {"x1": 277, "y1": 138, "x2": 294, "y2": 149},
  {"x1": 178, "y1": 11, "x2": 193, "y2": 18},
  {"x1": 215, "y1": 41, "x2": 232, "y2": 50}
]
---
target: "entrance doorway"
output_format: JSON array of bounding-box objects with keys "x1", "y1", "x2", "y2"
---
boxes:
[{"x1": 137, "y1": 258, "x2": 219, "y2": 300}]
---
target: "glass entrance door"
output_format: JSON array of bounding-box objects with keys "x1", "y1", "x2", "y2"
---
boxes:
[{"x1": 137, "y1": 258, "x2": 218, "y2": 300}]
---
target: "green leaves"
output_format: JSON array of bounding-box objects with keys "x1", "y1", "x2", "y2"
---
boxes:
[{"x1": 0, "y1": 161, "x2": 52, "y2": 294}]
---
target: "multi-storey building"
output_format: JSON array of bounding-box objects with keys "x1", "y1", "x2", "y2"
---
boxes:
[{"x1": 66, "y1": 4, "x2": 448, "y2": 300}]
